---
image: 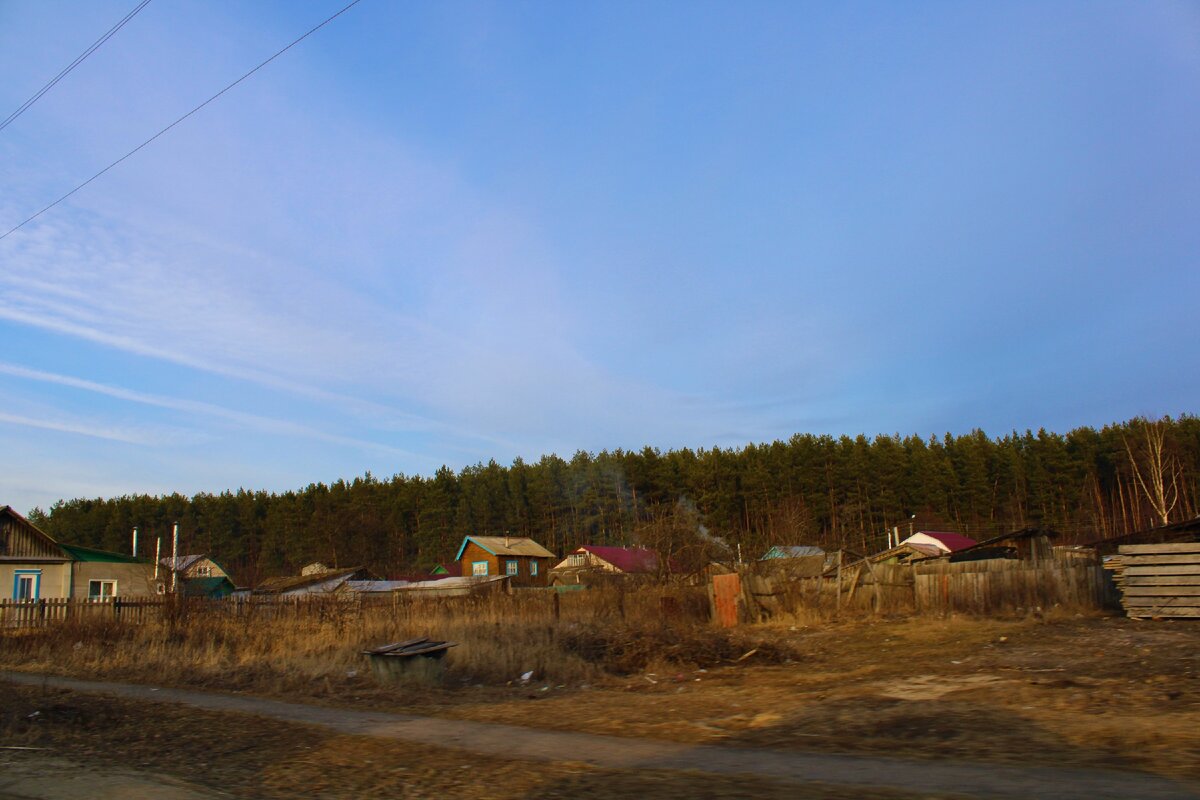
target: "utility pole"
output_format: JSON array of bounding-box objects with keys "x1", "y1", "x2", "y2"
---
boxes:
[{"x1": 171, "y1": 522, "x2": 179, "y2": 593}]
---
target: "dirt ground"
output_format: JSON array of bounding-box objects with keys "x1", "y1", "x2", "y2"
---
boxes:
[
  {"x1": 425, "y1": 614, "x2": 1200, "y2": 779},
  {"x1": 0, "y1": 683, "x2": 961, "y2": 800},
  {"x1": 2, "y1": 614, "x2": 1197, "y2": 797}
]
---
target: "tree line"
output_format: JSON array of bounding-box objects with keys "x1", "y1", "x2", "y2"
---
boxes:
[{"x1": 27, "y1": 416, "x2": 1199, "y2": 583}]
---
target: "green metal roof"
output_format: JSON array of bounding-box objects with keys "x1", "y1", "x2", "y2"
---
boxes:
[
  {"x1": 60, "y1": 544, "x2": 148, "y2": 564},
  {"x1": 183, "y1": 576, "x2": 234, "y2": 597}
]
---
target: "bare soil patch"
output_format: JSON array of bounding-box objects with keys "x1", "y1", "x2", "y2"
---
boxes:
[{"x1": 0, "y1": 683, "x2": 955, "y2": 800}]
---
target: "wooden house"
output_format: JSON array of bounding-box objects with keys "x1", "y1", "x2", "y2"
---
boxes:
[
  {"x1": 455, "y1": 536, "x2": 554, "y2": 587},
  {"x1": 159, "y1": 554, "x2": 236, "y2": 596},
  {"x1": 1, "y1": 506, "x2": 161, "y2": 599},
  {"x1": 550, "y1": 545, "x2": 660, "y2": 585}
]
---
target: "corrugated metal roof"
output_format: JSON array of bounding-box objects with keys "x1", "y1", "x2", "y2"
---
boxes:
[
  {"x1": 256, "y1": 567, "x2": 364, "y2": 594},
  {"x1": 455, "y1": 536, "x2": 555, "y2": 560},
  {"x1": 61, "y1": 544, "x2": 146, "y2": 563},
  {"x1": 577, "y1": 545, "x2": 659, "y2": 573},
  {"x1": 760, "y1": 545, "x2": 825, "y2": 560},
  {"x1": 160, "y1": 554, "x2": 207, "y2": 572},
  {"x1": 902, "y1": 531, "x2": 978, "y2": 552},
  {"x1": 183, "y1": 576, "x2": 234, "y2": 597}
]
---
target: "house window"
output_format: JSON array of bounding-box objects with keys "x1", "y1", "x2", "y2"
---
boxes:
[
  {"x1": 88, "y1": 580, "x2": 117, "y2": 599},
  {"x1": 14, "y1": 570, "x2": 40, "y2": 601},
  {"x1": 505, "y1": 560, "x2": 519, "y2": 576},
  {"x1": 530, "y1": 561, "x2": 539, "y2": 576},
  {"x1": 195, "y1": 565, "x2": 212, "y2": 577},
  {"x1": 472, "y1": 561, "x2": 489, "y2": 576},
  {"x1": 568, "y1": 553, "x2": 585, "y2": 566}
]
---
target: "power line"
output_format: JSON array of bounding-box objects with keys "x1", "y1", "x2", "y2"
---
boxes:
[
  {"x1": 0, "y1": 0, "x2": 365, "y2": 243},
  {"x1": 0, "y1": 0, "x2": 155, "y2": 134}
]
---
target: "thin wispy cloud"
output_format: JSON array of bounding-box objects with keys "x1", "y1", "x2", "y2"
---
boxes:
[
  {"x1": 0, "y1": 1, "x2": 1194, "y2": 515},
  {"x1": 0, "y1": 410, "x2": 180, "y2": 446},
  {"x1": 0, "y1": 361, "x2": 427, "y2": 459}
]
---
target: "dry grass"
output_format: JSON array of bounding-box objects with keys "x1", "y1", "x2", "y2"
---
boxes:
[{"x1": 0, "y1": 587, "x2": 796, "y2": 694}]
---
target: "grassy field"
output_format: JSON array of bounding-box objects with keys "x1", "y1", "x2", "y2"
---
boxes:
[{"x1": 2, "y1": 588, "x2": 1198, "y2": 790}]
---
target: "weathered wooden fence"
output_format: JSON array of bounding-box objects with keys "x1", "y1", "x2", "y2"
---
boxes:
[
  {"x1": 0, "y1": 597, "x2": 167, "y2": 628},
  {"x1": 911, "y1": 559, "x2": 1115, "y2": 614},
  {"x1": 0, "y1": 584, "x2": 714, "y2": 631},
  {"x1": 738, "y1": 554, "x2": 1116, "y2": 620}
]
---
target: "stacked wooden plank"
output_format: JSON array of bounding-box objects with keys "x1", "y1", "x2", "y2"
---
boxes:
[{"x1": 1112, "y1": 543, "x2": 1200, "y2": 619}]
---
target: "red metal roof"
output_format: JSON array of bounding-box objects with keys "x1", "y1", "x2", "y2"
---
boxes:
[
  {"x1": 578, "y1": 545, "x2": 659, "y2": 574},
  {"x1": 919, "y1": 531, "x2": 978, "y2": 552}
]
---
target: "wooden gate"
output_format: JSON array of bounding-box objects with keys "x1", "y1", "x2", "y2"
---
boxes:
[{"x1": 712, "y1": 573, "x2": 741, "y2": 627}]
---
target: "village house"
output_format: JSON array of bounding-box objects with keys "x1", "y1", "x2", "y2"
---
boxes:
[
  {"x1": 550, "y1": 545, "x2": 661, "y2": 585},
  {"x1": 455, "y1": 536, "x2": 554, "y2": 587},
  {"x1": 899, "y1": 530, "x2": 977, "y2": 555},
  {"x1": 160, "y1": 554, "x2": 236, "y2": 597},
  {"x1": 1, "y1": 506, "x2": 161, "y2": 599}
]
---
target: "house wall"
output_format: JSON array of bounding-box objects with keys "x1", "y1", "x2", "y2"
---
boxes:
[
  {"x1": 0, "y1": 562, "x2": 72, "y2": 600},
  {"x1": 460, "y1": 543, "x2": 550, "y2": 587},
  {"x1": 553, "y1": 551, "x2": 620, "y2": 573},
  {"x1": 72, "y1": 562, "x2": 160, "y2": 598},
  {"x1": 182, "y1": 558, "x2": 229, "y2": 580},
  {"x1": 0, "y1": 514, "x2": 67, "y2": 560},
  {"x1": 461, "y1": 541, "x2": 499, "y2": 579}
]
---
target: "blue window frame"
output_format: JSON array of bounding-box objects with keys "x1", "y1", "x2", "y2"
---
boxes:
[
  {"x1": 472, "y1": 560, "x2": 489, "y2": 576},
  {"x1": 530, "y1": 561, "x2": 539, "y2": 576},
  {"x1": 505, "y1": 559, "x2": 519, "y2": 576},
  {"x1": 13, "y1": 569, "x2": 41, "y2": 601}
]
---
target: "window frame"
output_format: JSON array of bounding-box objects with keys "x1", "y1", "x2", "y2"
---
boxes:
[
  {"x1": 530, "y1": 561, "x2": 539, "y2": 576},
  {"x1": 14, "y1": 570, "x2": 40, "y2": 601},
  {"x1": 88, "y1": 579, "x2": 117, "y2": 599},
  {"x1": 505, "y1": 559, "x2": 519, "y2": 576},
  {"x1": 472, "y1": 560, "x2": 489, "y2": 576}
]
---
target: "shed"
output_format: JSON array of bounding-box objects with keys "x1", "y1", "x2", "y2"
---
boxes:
[{"x1": 255, "y1": 566, "x2": 372, "y2": 596}]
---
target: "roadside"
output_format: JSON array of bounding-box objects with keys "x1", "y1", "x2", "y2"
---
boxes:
[
  {"x1": 0, "y1": 681, "x2": 951, "y2": 800},
  {"x1": 2, "y1": 674, "x2": 1198, "y2": 800}
]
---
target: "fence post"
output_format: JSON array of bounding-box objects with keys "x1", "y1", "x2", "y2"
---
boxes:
[{"x1": 835, "y1": 551, "x2": 843, "y2": 612}]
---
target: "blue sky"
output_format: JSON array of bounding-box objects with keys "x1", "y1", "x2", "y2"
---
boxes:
[{"x1": 1, "y1": 0, "x2": 1197, "y2": 513}]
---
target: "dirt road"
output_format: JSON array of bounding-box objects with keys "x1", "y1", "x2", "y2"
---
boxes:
[{"x1": 3, "y1": 671, "x2": 1196, "y2": 800}]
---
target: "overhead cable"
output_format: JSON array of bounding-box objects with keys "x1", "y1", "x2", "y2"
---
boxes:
[
  {"x1": 0, "y1": 0, "x2": 364, "y2": 243},
  {"x1": 0, "y1": 0, "x2": 155, "y2": 134}
]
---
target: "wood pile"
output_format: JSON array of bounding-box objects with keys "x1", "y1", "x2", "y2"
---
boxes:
[{"x1": 1108, "y1": 544, "x2": 1200, "y2": 619}]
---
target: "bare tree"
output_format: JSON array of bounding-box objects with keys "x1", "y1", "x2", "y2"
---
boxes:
[{"x1": 1123, "y1": 418, "x2": 1182, "y2": 527}]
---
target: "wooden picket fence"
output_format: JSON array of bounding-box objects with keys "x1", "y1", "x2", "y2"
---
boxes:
[{"x1": 0, "y1": 597, "x2": 166, "y2": 628}]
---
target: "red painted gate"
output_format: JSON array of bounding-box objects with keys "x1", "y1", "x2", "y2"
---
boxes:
[{"x1": 712, "y1": 573, "x2": 741, "y2": 628}]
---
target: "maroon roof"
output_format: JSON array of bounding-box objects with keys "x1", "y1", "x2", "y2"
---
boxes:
[
  {"x1": 919, "y1": 531, "x2": 978, "y2": 552},
  {"x1": 578, "y1": 545, "x2": 659, "y2": 574}
]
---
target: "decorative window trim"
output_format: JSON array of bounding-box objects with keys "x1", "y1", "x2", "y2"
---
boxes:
[
  {"x1": 13, "y1": 569, "x2": 40, "y2": 601},
  {"x1": 472, "y1": 560, "x2": 489, "y2": 576},
  {"x1": 505, "y1": 559, "x2": 519, "y2": 576}
]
